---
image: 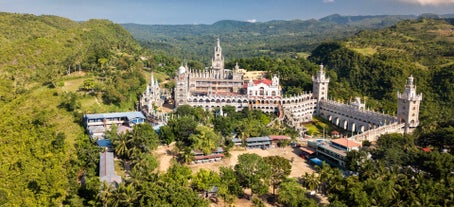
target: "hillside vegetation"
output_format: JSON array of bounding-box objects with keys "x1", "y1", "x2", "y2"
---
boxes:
[
  {"x1": 122, "y1": 14, "x2": 419, "y2": 60},
  {"x1": 0, "y1": 13, "x2": 149, "y2": 205},
  {"x1": 309, "y1": 18, "x2": 454, "y2": 125}
]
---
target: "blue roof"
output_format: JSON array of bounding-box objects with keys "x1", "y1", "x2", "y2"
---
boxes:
[
  {"x1": 84, "y1": 111, "x2": 145, "y2": 121},
  {"x1": 97, "y1": 139, "x2": 113, "y2": 147},
  {"x1": 310, "y1": 158, "x2": 323, "y2": 166},
  {"x1": 246, "y1": 136, "x2": 271, "y2": 142},
  {"x1": 247, "y1": 142, "x2": 271, "y2": 146}
]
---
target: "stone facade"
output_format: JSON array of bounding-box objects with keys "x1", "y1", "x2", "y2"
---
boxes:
[
  {"x1": 140, "y1": 72, "x2": 164, "y2": 114},
  {"x1": 163, "y1": 39, "x2": 422, "y2": 140},
  {"x1": 397, "y1": 75, "x2": 423, "y2": 132}
]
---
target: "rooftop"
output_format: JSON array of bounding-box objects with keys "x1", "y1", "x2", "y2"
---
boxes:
[
  {"x1": 99, "y1": 151, "x2": 122, "y2": 185},
  {"x1": 331, "y1": 138, "x2": 362, "y2": 148},
  {"x1": 246, "y1": 136, "x2": 272, "y2": 142},
  {"x1": 253, "y1": 78, "x2": 272, "y2": 86},
  {"x1": 269, "y1": 135, "x2": 290, "y2": 140},
  {"x1": 85, "y1": 111, "x2": 145, "y2": 121}
]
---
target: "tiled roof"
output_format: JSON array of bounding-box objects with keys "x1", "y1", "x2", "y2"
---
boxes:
[
  {"x1": 85, "y1": 111, "x2": 145, "y2": 121},
  {"x1": 269, "y1": 135, "x2": 290, "y2": 140},
  {"x1": 253, "y1": 78, "x2": 272, "y2": 85},
  {"x1": 300, "y1": 147, "x2": 315, "y2": 154},
  {"x1": 331, "y1": 138, "x2": 362, "y2": 148}
]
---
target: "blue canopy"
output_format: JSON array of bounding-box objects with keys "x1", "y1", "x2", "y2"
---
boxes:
[
  {"x1": 310, "y1": 158, "x2": 323, "y2": 167},
  {"x1": 97, "y1": 139, "x2": 113, "y2": 147}
]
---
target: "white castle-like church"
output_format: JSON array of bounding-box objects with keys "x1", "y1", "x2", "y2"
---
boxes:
[{"x1": 144, "y1": 39, "x2": 422, "y2": 141}]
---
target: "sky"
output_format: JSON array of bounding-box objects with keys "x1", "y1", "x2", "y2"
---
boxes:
[{"x1": 1, "y1": 0, "x2": 453, "y2": 25}]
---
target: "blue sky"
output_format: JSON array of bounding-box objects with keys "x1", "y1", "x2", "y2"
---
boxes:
[{"x1": 1, "y1": 0, "x2": 453, "y2": 24}]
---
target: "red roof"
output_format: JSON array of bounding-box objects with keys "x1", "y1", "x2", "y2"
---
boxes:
[
  {"x1": 331, "y1": 138, "x2": 362, "y2": 148},
  {"x1": 300, "y1": 147, "x2": 315, "y2": 154},
  {"x1": 421, "y1": 147, "x2": 431, "y2": 152},
  {"x1": 253, "y1": 78, "x2": 272, "y2": 85},
  {"x1": 269, "y1": 135, "x2": 290, "y2": 140}
]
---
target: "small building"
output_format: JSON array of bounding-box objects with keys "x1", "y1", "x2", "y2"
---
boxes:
[
  {"x1": 83, "y1": 111, "x2": 145, "y2": 139},
  {"x1": 269, "y1": 135, "x2": 290, "y2": 147},
  {"x1": 99, "y1": 151, "x2": 122, "y2": 186},
  {"x1": 192, "y1": 147, "x2": 225, "y2": 164},
  {"x1": 308, "y1": 138, "x2": 362, "y2": 168},
  {"x1": 231, "y1": 138, "x2": 243, "y2": 146},
  {"x1": 300, "y1": 146, "x2": 316, "y2": 159},
  {"x1": 246, "y1": 136, "x2": 271, "y2": 149}
]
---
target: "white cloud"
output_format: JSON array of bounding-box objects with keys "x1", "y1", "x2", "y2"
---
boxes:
[
  {"x1": 399, "y1": 0, "x2": 454, "y2": 5},
  {"x1": 323, "y1": 0, "x2": 335, "y2": 3},
  {"x1": 246, "y1": 19, "x2": 257, "y2": 23}
]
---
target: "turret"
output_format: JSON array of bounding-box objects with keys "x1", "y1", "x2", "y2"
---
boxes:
[
  {"x1": 211, "y1": 38, "x2": 225, "y2": 78},
  {"x1": 397, "y1": 75, "x2": 422, "y2": 132},
  {"x1": 312, "y1": 64, "x2": 330, "y2": 101}
]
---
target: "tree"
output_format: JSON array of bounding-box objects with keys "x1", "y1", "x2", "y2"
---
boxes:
[
  {"x1": 277, "y1": 178, "x2": 317, "y2": 207},
  {"x1": 191, "y1": 169, "x2": 220, "y2": 195},
  {"x1": 158, "y1": 125, "x2": 175, "y2": 144},
  {"x1": 112, "y1": 133, "x2": 130, "y2": 159},
  {"x1": 169, "y1": 116, "x2": 197, "y2": 143},
  {"x1": 110, "y1": 183, "x2": 140, "y2": 207},
  {"x1": 219, "y1": 167, "x2": 243, "y2": 206},
  {"x1": 80, "y1": 78, "x2": 96, "y2": 92},
  {"x1": 189, "y1": 125, "x2": 222, "y2": 154},
  {"x1": 235, "y1": 153, "x2": 271, "y2": 197},
  {"x1": 59, "y1": 91, "x2": 80, "y2": 112},
  {"x1": 129, "y1": 124, "x2": 159, "y2": 153},
  {"x1": 97, "y1": 182, "x2": 114, "y2": 207},
  {"x1": 263, "y1": 156, "x2": 291, "y2": 195},
  {"x1": 301, "y1": 172, "x2": 319, "y2": 192}
]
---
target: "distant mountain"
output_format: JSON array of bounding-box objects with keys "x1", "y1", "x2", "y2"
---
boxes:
[
  {"x1": 122, "y1": 14, "x2": 426, "y2": 60},
  {"x1": 319, "y1": 14, "x2": 416, "y2": 25}
]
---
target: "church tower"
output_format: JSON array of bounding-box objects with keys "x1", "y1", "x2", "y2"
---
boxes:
[
  {"x1": 174, "y1": 64, "x2": 189, "y2": 106},
  {"x1": 211, "y1": 38, "x2": 224, "y2": 78},
  {"x1": 312, "y1": 64, "x2": 330, "y2": 102},
  {"x1": 397, "y1": 75, "x2": 422, "y2": 132}
]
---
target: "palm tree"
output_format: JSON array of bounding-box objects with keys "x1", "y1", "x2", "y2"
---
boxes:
[
  {"x1": 98, "y1": 182, "x2": 114, "y2": 207},
  {"x1": 112, "y1": 133, "x2": 130, "y2": 159},
  {"x1": 111, "y1": 183, "x2": 141, "y2": 207},
  {"x1": 301, "y1": 172, "x2": 319, "y2": 192}
]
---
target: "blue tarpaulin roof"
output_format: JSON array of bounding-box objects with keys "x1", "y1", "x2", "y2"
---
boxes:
[
  {"x1": 97, "y1": 139, "x2": 113, "y2": 147},
  {"x1": 310, "y1": 158, "x2": 323, "y2": 166}
]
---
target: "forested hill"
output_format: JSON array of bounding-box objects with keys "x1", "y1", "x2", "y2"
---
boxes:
[
  {"x1": 122, "y1": 14, "x2": 421, "y2": 59},
  {"x1": 0, "y1": 12, "x2": 142, "y2": 106},
  {"x1": 0, "y1": 13, "x2": 150, "y2": 206},
  {"x1": 309, "y1": 18, "x2": 454, "y2": 124}
]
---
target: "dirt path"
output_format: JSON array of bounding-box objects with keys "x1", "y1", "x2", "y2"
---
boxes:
[{"x1": 154, "y1": 143, "x2": 175, "y2": 173}]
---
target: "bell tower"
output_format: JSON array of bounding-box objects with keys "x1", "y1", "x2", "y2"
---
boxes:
[
  {"x1": 211, "y1": 38, "x2": 224, "y2": 78},
  {"x1": 397, "y1": 75, "x2": 422, "y2": 132},
  {"x1": 312, "y1": 64, "x2": 330, "y2": 102}
]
